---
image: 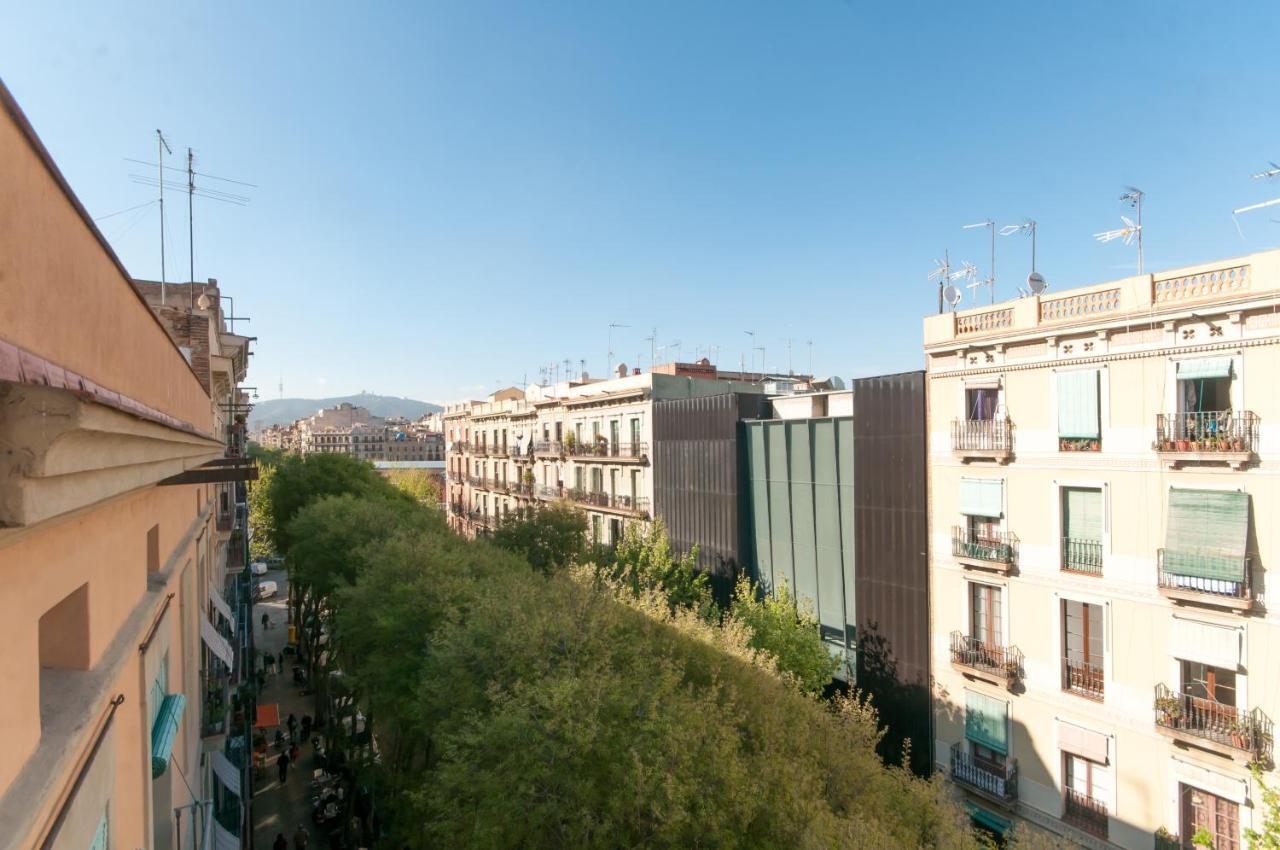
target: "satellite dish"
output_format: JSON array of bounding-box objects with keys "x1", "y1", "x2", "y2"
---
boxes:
[
  {"x1": 1027, "y1": 272, "x2": 1047, "y2": 294},
  {"x1": 943, "y1": 284, "x2": 962, "y2": 307}
]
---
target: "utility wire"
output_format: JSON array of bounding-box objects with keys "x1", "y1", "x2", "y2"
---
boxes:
[
  {"x1": 124, "y1": 157, "x2": 258, "y2": 188},
  {"x1": 93, "y1": 199, "x2": 157, "y2": 221}
]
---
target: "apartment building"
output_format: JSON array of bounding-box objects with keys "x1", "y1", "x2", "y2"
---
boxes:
[
  {"x1": 444, "y1": 367, "x2": 779, "y2": 557},
  {"x1": 0, "y1": 82, "x2": 256, "y2": 850},
  {"x1": 925, "y1": 251, "x2": 1280, "y2": 848}
]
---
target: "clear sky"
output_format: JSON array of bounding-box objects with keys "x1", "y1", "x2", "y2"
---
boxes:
[{"x1": 5, "y1": 3, "x2": 1280, "y2": 403}]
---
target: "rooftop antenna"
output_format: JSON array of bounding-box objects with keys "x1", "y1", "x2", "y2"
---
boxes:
[
  {"x1": 755, "y1": 345, "x2": 766, "y2": 375},
  {"x1": 962, "y1": 220, "x2": 996, "y2": 303},
  {"x1": 806, "y1": 339, "x2": 813, "y2": 376},
  {"x1": 607, "y1": 322, "x2": 630, "y2": 376},
  {"x1": 643, "y1": 328, "x2": 657, "y2": 369},
  {"x1": 579, "y1": 358, "x2": 587, "y2": 380},
  {"x1": 744, "y1": 330, "x2": 756, "y2": 373},
  {"x1": 1251, "y1": 161, "x2": 1280, "y2": 180},
  {"x1": 156, "y1": 130, "x2": 172, "y2": 304},
  {"x1": 1095, "y1": 187, "x2": 1144, "y2": 273},
  {"x1": 1233, "y1": 163, "x2": 1280, "y2": 239},
  {"x1": 187, "y1": 147, "x2": 195, "y2": 309},
  {"x1": 1000, "y1": 220, "x2": 1046, "y2": 296},
  {"x1": 785, "y1": 339, "x2": 793, "y2": 375},
  {"x1": 928, "y1": 251, "x2": 951, "y2": 314},
  {"x1": 952, "y1": 261, "x2": 982, "y2": 304}
]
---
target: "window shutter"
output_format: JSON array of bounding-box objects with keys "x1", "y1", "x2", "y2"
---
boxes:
[
  {"x1": 1063, "y1": 488, "x2": 1102, "y2": 542},
  {"x1": 1164, "y1": 489, "x2": 1249, "y2": 581},
  {"x1": 964, "y1": 690, "x2": 1008, "y2": 754},
  {"x1": 1177, "y1": 358, "x2": 1232, "y2": 381},
  {"x1": 960, "y1": 478, "x2": 1004, "y2": 517},
  {"x1": 1057, "y1": 370, "x2": 1100, "y2": 439}
]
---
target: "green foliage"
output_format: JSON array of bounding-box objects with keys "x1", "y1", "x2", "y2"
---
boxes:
[
  {"x1": 388, "y1": 469, "x2": 443, "y2": 506},
  {"x1": 247, "y1": 463, "x2": 277, "y2": 561},
  {"x1": 265, "y1": 452, "x2": 393, "y2": 553},
  {"x1": 490, "y1": 503, "x2": 588, "y2": 574},
  {"x1": 1246, "y1": 763, "x2": 1280, "y2": 849},
  {"x1": 247, "y1": 443, "x2": 286, "y2": 466},
  {"x1": 599, "y1": 519, "x2": 711, "y2": 613},
  {"x1": 729, "y1": 576, "x2": 840, "y2": 695},
  {"x1": 1192, "y1": 826, "x2": 1215, "y2": 848}
]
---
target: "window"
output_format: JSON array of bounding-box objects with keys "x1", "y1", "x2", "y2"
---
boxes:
[
  {"x1": 1182, "y1": 660, "x2": 1236, "y2": 707},
  {"x1": 1061, "y1": 487, "x2": 1103, "y2": 575},
  {"x1": 591, "y1": 515, "x2": 601, "y2": 545},
  {"x1": 575, "y1": 468, "x2": 584, "y2": 491},
  {"x1": 966, "y1": 387, "x2": 998, "y2": 421},
  {"x1": 1063, "y1": 753, "x2": 1110, "y2": 838},
  {"x1": 1181, "y1": 785, "x2": 1239, "y2": 850},
  {"x1": 1062, "y1": 600, "x2": 1104, "y2": 699},
  {"x1": 969, "y1": 583, "x2": 1002, "y2": 647},
  {"x1": 610, "y1": 469, "x2": 618, "y2": 497},
  {"x1": 1057, "y1": 370, "x2": 1101, "y2": 451},
  {"x1": 591, "y1": 468, "x2": 603, "y2": 493},
  {"x1": 610, "y1": 420, "x2": 620, "y2": 451},
  {"x1": 630, "y1": 469, "x2": 640, "y2": 498},
  {"x1": 630, "y1": 418, "x2": 641, "y2": 447}
]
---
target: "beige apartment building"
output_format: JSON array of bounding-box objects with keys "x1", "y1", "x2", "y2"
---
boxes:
[
  {"x1": 0, "y1": 82, "x2": 255, "y2": 850},
  {"x1": 926, "y1": 250, "x2": 1280, "y2": 848}
]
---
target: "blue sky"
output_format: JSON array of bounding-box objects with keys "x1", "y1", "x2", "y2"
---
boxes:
[{"x1": 5, "y1": 3, "x2": 1280, "y2": 403}]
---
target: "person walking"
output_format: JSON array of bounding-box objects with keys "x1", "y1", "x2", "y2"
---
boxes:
[
  {"x1": 287, "y1": 712, "x2": 298, "y2": 741},
  {"x1": 262, "y1": 611, "x2": 270, "y2": 631},
  {"x1": 272, "y1": 833, "x2": 288, "y2": 850},
  {"x1": 293, "y1": 824, "x2": 309, "y2": 850},
  {"x1": 263, "y1": 651, "x2": 274, "y2": 676},
  {"x1": 277, "y1": 749, "x2": 291, "y2": 784}
]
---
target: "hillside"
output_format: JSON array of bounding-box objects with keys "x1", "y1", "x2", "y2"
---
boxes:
[{"x1": 249, "y1": 393, "x2": 442, "y2": 429}]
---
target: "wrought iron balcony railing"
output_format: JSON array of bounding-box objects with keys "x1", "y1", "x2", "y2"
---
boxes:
[
  {"x1": 1155, "y1": 411, "x2": 1259, "y2": 456},
  {"x1": 1061, "y1": 537, "x2": 1103, "y2": 576},
  {"x1": 566, "y1": 489, "x2": 651, "y2": 516},
  {"x1": 1154, "y1": 683, "x2": 1273, "y2": 763},
  {"x1": 534, "y1": 440, "x2": 563, "y2": 455},
  {"x1": 951, "y1": 526, "x2": 1017, "y2": 566},
  {"x1": 1063, "y1": 788, "x2": 1109, "y2": 839},
  {"x1": 536, "y1": 484, "x2": 563, "y2": 499},
  {"x1": 1062, "y1": 657, "x2": 1104, "y2": 700},
  {"x1": 949, "y1": 632, "x2": 1022, "y2": 685},
  {"x1": 950, "y1": 744, "x2": 1018, "y2": 802},
  {"x1": 952, "y1": 418, "x2": 1013, "y2": 457},
  {"x1": 1157, "y1": 550, "x2": 1253, "y2": 609},
  {"x1": 565, "y1": 440, "x2": 649, "y2": 460}
]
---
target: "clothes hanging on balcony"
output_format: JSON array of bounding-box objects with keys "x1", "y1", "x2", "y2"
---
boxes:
[
  {"x1": 1056, "y1": 370, "x2": 1100, "y2": 439},
  {"x1": 959, "y1": 478, "x2": 1004, "y2": 517},
  {"x1": 964, "y1": 690, "x2": 1008, "y2": 755},
  {"x1": 1164, "y1": 489, "x2": 1249, "y2": 582}
]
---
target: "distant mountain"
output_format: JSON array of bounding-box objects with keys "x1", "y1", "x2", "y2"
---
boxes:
[{"x1": 249, "y1": 393, "x2": 442, "y2": 429}]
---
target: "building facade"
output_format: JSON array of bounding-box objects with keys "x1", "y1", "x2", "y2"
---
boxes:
[
  {"x1": 925, "y1": 251, "x2": 1280, "y2": 847},
  {"x1": 0, "y1": 82, "x2": 255, "y2": 850}
]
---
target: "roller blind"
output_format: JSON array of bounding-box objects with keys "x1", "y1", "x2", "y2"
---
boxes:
[
  {"x1": 960, "y1": 478, "x2": 1004, "y2": 517},
  {"x1": 1177, "y1": 358, "x2": 1232, "y2": 381},
  {"x1": 965, "y1": 690, "x2": 1008, "y2": 754},
  {"x1": 1164, "y1": 489, "x2": 1249, "y2": 581},
  {"x1": 1057, "y1": 370, "x2": 1101, "y2": 439},
  {"x1": 1063, "y1": 487, "x2": 1102, "y2": 541},
  {"x1": 1057, "y1": 720, "x2": 1109, "y2": 764}
]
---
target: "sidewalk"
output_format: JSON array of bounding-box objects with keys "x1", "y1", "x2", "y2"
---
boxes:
[{"x1": 250, "y1": 569, "x2": 327, "y2": 850}]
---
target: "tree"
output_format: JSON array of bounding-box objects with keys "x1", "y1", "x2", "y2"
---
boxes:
[
  {"x1": 388, "y1": 469, "x2": 443, "y2": 506},
  {"x1": 264, "y1": 452, "x2": 395, "y2": 553},
  {"x1": 248, "y1": 443, "x2": 286, "y2": 466},
  {"x1": 601, "y1": 519, "x2": 711, "y2": 613},
  {"x1": 729, "y1": 576, "x2": 840, "y2": 696},
  {"x1": 247, "y1": 463, "x2": 277, "y2": 561},
  {"x1": 490, "y1": 503, "x2": 588, "y2": 574},
  {"x1": 1247, "y1": 763, "x2": 1280, "y2": 849}
]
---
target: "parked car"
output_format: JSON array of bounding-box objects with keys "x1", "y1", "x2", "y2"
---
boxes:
[
  {"x1": 250, "y1": 561, "x2": 269, "y2": 575},
  {"x1": 256, "y1": 580, "x2": 278, "y2": 600}
]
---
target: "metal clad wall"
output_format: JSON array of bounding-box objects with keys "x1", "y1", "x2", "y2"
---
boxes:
[
  {"x1": 652, "y1": 393, "x2": 767, "y2": 581},
  {"x1": 812, "y1": 419, "x2": 845, "y2": 637}
]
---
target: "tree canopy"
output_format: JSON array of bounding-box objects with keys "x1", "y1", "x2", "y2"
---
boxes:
[{"x1": 490, "y1": 503, "x2": 588, "y2": 574}]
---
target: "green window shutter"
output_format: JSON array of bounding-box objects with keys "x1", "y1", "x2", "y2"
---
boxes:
[
  {"x1": 150, "y1": 693, "x2": 186, "y2": 778},
  {"x1": 965, "y1": 690, "x2": 1008, "y2": 754},
  {"x1": 966, "y1": 803, "x2": 1012, "y2": 835},
  {"x1": 1057, "y1": 370, "x2": 1100, "y2": 439},
  {"x1": 1164, "y1": 489, "x2": 1249, "y2": 581},
  {"x1": 88, "y1": 811, "x2": 109, "y2": 850},
  {"x1": 960, "y1": 478, "x2": 1004, "y2": 517},
  {"x1": 1177, "y1": 358, "x2": 1232, "y2": 381},
  {"x1": 1063, "y1": 488, "x2": 1102, "y2": 542}
]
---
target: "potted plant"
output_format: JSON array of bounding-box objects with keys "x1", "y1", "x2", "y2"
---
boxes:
[
  {"x1": 522, "y1": 470, "x2": 535, "y2": 486},
  {"x1": 1231, "y1": 435, "x2": 1244, "y2": 451},
  {"x1": 1155, "y1": 694, "x2": 1183, "y2": 725},
  {"x1": 1230, "y1": 719, "x2": 1252, "y2": 750},
  {"x1": 1176, "y1": 438, "x2": 1190, "y2": 452},
  {"x1": 563, "y1": 431, "x2": 577, "y2": 453}
]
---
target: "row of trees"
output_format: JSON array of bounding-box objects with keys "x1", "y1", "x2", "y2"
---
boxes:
[{"x1": 249, "y1": 452, "x2": 1074, "y2": 848}]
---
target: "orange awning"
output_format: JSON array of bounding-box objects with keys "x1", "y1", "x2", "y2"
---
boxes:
[{"x1": 254, "y1": 703, "x2": 280, "y2": 728}]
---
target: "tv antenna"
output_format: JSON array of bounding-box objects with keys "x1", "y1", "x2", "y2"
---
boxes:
[
  {"x1": 928, "y1": 252, "x2": 951, "y2": 314},
  {"x1": 643, "y1": 327, "x2": 657, "y2": 369},
  {"x1": 744, "y1": 330, "x2": 756, "y2": 373},
  {"x1": 1000, "y1": 220, "x2": 1045, "y2": 296},
  {"x1": 785, "y1": 339, "x2": 793, "y2": 375},
  {"x1": 1095, "y1": 187, "x2": 1144, "y2": 273},
  {"x1": 952, "y1": 261, "x2": 982, "y2": 303},
  {"x1": 1251, "y1": 161, "x2": 1280, "y2": 180},
  {"x1": 156, "y1": 130, "x2": 172, "y2": 303},
  {"x1": 607, "y1": 322, "x2": 630, "y2": 375},
  {"x1": 755, "y1": 345, "x2": 766, "y2": 376},
  {"x1": 1232, "y1": 162, "x2": 1280, "y2": 239},
  {"x1": 962, "y1": 219, "x2": 996, "y2": 303}
]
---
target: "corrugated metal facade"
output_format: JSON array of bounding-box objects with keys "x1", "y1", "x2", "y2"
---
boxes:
[{"x1": 652, "y1": 393, "x2": 768, "y2": 588}]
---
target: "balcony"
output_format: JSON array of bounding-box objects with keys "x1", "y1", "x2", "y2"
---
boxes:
[
  {"x1": 1061, "y1": 537, "x2": 1103, "y2": 576},
  {"x1": 567, "y1": 489, "x2": 651, "y2": 518},
  {"x1": 508, "y1": 445, "x2": 533, "y2": 460},
  {"x1": 472, "y1": 443, "x2": 491, "y2": 457},
  {"x1": 949, "y1": 632, "x2": 1022, "y2": 688},
  {"x1": 1062, "y1": 658, "x2": 1104, "y2": 701},
  {"x1": 1155, "y1": 411, "x2": 1259, "y2": 470},
  {"x1": 216, "y1": 512, "x2": 233, "y2": 532},
  {"x1": 1154, "y1": 684, "x2": 1273, "y2": 764},
  {"x1": 467, "y1": 475, "x2": 488, "y2": 489},
  {"x1": 511, "y1": 481, "x2": 534, "y2": 497},
  {"x1": 566, "y1": 441, "x2": 649, "y2": 463},
  {"x1": 467, "y1": 511, "x2": 494, "y2": 529},
  {"x1": 536, "y1": 484, "x2": 563, "y2": 500},
  {"x1": 951, "y1": 527, "x2": 1017, "y2": 572},
  {"x1": 950, "y1": 744, "x2": 1018, "y2": 803},
  {"x1": 534, "y1": 440, "x2": 563, "y2": 457},
  {"x1": 1157, "y1": 550, "x2": 1254, "y2": 612},
  {"x1": 1063, "y1": 789, "x2": 1109, "y2": 840},
  {"x1": 491, "y1": 478, "x2": 511, "y2": 494},
  {"x1": 952, "y1": 419, "x2": 1013, "y2": 463}
]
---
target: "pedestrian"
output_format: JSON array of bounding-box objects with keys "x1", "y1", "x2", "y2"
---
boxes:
[
  {"x1": 262, "y1": 611, "x2": 270, "y2": 631},
  {"x1": 287, "y1": 712, "x2": 298, "y2": 740},
  {"x1": 263, "y1": 651, "x2": 274, "y2": 675},
  {"x1": 277, "y1": 749, "x2": 291, "y2": 784},
  {"x1": 289, "y1": 742, "x2": 300, "y2": 764},
  {"x1": 293, "y1": 824, "x2": 309, "y2": 850},
  {"x1": 274, "y1": 729, "x2": 285, "y2": 749},
  {"x1": 273, "y1": 833, "x2": 288, "y2": 850},
  {"x1": 257, "y1": 669, "x2": 266, "y2": 691}
]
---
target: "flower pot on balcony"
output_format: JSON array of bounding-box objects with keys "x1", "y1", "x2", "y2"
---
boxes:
[
  {"x1": 1231, "y1": 437, "x2": 1244, "y2": 451},
  {"x1": 1176, "y1": 439, "x2": 1190, "y2": 451},
  {"x1": 1160, "y1": 439, "x2": 1174, "y2": 452}
]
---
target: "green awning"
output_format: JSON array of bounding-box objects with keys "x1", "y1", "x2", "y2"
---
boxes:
[
  {"x1": 1177, "y1": 358, "x2": 1232, "y2": 381},
  {"x1": 1057, "y1": 370, "x2": 1100, "y2": 439},
  {"x1": 1063, "y1": 487, "x2": 1102, "y2": 541},
  {"x1": 151, "y1": 693, "x2": 186, "y2": 779},
  {"x1": 965, "y1": 690, "x2": 1008, "y2": 754},
  {"x1": 966, "y1": 803, "x2": 1012, "y2": 835},
  {"x1": 1164, "y1": 489, "x2": 1250, "y2": 581},
  {"x1": 960, "y1": 478, "x2": 1004, "y2": 517}
]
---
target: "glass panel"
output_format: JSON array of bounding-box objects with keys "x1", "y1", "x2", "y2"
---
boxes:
[{"x1": 966, "y1": 388, "x2": 997, "y2": 421}]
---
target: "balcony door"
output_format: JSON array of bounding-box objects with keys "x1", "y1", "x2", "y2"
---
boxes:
[
  {"x1": 610, "y1": 420, "x2": 620, "y2": 451},
  {"x1": 969, "y1": 583, "x2": 1002, "y2": 647},
  {"x1": 1180, "y1": 785, "x2": 1239, "y2": 850},
  {"x1": 1062, "y1": 599, "x2": 1104, "y2": 699},
  {"x1": 1181, "y1": 660, "x2": 1237, "y2": 731},
  {"x1": 966, "y1": 387, "x2": 998, "y2": 421}
]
